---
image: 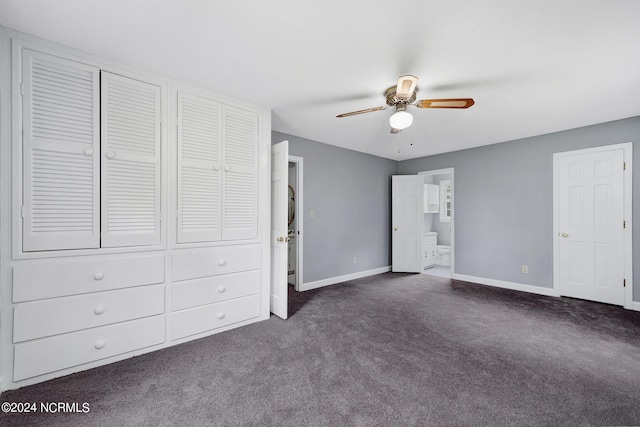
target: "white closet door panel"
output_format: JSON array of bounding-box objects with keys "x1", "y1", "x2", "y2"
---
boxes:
[
  {"x1": 22, "y1": 49, "x2": 100, "y2": 251},
  {"x1": 177, "y1": 93, "x2": 221, "y2": 243},
  {"x1": 222, "y1": 105, "x2": 258, "y2": 240},
  {"x1": 101, "y1": 72, "x2": 161, "y2": 247}
]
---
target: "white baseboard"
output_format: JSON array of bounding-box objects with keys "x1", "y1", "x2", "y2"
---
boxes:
[
  {"x1": 300, "y1": 266, "x2": 391, "y2": 292},
  {"x1": 299, "y1": 269, "x2": 639, "y2": 311},
  {"x1": 452, "y1": 273, "x2": 562, "y2": 298}
]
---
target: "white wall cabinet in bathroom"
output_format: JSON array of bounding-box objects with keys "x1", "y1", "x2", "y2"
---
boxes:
[{"x1": 423, "y1": 184, "x2": 440, "y2": 213}]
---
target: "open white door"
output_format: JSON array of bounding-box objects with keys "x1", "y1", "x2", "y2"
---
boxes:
[
  {"x1": 392, "y1": 175, "x2": 424, "y2": 272},
  {"x1": 270, "y1": 141, "x2": 288, "y2": 319}
]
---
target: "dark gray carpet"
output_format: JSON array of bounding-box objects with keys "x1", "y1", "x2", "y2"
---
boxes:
[{"x1": 1, "y1": 273, "x2": 640, "y2": 426}]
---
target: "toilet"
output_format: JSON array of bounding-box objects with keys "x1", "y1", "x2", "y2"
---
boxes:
[{"x1": 436, "y1": 245, "x2": 451, "y2": 266}]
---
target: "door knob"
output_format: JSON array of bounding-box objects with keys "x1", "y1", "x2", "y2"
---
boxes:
[
  {"x1": 561, "y1": 232, "x2": 569, "y2": 237},
  {"x1": 277, "y1": 236, "x2": 285, "y2": 242}
]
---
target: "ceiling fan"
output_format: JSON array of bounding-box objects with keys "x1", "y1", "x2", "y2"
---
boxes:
[{"x1": 336, "y1": 75, "x2": 474, "y2": 133}]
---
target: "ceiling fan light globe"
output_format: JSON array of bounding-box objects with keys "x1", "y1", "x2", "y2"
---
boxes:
[{"x1": 389, "y1": 110, "x2": 413, "y2": 130}]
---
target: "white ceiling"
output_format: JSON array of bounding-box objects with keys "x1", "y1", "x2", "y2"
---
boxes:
[{"x1": 1, "y1": 0, "x2": 639, "y2": 161}]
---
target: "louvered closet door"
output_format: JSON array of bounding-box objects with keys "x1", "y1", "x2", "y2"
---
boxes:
[
  {"x1": 177, "y1": 93, "x2": 222, "y2": 243},
  {"x1": 222, "y1": 106, "x2": 258, "y2": 240},
  {"x1": 101, "y1": 72, "x2": 161, "y2": 247},
  {"x1": 22, "y1": 50, "x2": 100, "y2": 251}
]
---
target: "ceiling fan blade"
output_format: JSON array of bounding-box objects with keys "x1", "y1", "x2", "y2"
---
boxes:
[
  {"x1": 336, "y1": 106, "x2": 387, "y2": 118},
  {"x1": 390, "y1": 127, "x2": 402, "y2": 134},
  {"x1": 415, "y1": 98, "x2": 475, "y2": 109},
  {"x1": 396, "y1": 75, "x2": 419, "y2": 100}
]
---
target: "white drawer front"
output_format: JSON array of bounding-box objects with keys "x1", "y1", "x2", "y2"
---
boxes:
[
  {"x1": 14, "y1": 315, "x2": 165, "y2": 382},
  {"x1": 13, "y1": 255, "x2": 165, "y2": 302},
  {"x1": 172, "y1": 270, "x2": 260, "y2": 312},
  {"x1": 171, "y1": 294, "x2": 260, "y2": 340},
  {"x1": 14, "y1": 285, "x2": 165, "y2": 343},
  {"x1": 172, "y1": 246, "x2": 260, "y2": 282}
]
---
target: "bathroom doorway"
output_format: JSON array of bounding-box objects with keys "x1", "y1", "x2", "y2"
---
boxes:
[
  {"x1": 418, "y1": 168, "x2": 454, "y2": 278},
  {"x1": 288, "y1": 156, "x2": 304, "y2": 291}
]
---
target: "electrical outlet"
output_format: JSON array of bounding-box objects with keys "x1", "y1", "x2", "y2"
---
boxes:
[
  {"x1": 353, "y1": 257, "x2": 357, "y2": 264},
  {"x1": 310, "y1": 210, "x2": 315, "y2": 218},
  {"x1": 522, "y1": 265, "x2": 529, "y2": 274}
]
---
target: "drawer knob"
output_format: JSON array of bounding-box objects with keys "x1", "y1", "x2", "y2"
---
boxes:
[
  {"x1": 217, "y1": 312, "x2": 225, "y2": 320},
  {"x1": 94, "y1": 306, "x2": 105, "y2": 315},
  {"x1": 94, "y1": 272, "x2": 105, "y2": 281},
  {"x1": 218, "y1": 259, "x2": 226, "y2": 266},
  {"x1": 106, "y1": 150, "x2": 116, "y2": 159},
  {"x1": 95, "y1": 340, "x2": 106, "y2": 350},
  {"x1": 83, "y1": 148, "x2": 94, "y2": 156},
  {"x1": 217, "y1": 286, "x2": 226, "y2": 293},
  {"x1": 224, "y1": 165, "x2": 232, "y2": 172},
  {"x1": 213, "y1": 164, "x2": 220, "y2": 171}
]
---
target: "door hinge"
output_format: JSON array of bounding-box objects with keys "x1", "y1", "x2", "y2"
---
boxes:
[
  {"x1": 20, "y1": 205, "x2": 25, "y2": 218},
  {"x1": 623, "y1": 279, "x2": 626, "y2": 287},
  {"x1": 19, "y1": 82, "x2": 24, "y2": 96},
  {"x1": 623, "y1": 220, "x2": 626, "y2": 229},
  {"x1": 623, "y1": 162, "x2": 626, "y2": 170}
]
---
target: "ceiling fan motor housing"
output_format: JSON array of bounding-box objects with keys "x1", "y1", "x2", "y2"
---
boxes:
[{"x1": 385, "y1": 86, "x2": 417, "y2": 106}]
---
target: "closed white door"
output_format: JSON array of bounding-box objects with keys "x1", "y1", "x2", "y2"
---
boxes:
[
  {"x1": 100, "y1": 71, "x2": 161, "y2": 247},
  {"x1": 21, "y1": 49, "x2": 100, "y2": 251},
  {"x1": 270, "y1": 141, "x2": 288, "y2": 319},
  {"x1": 222, "y1": 105, "x2": 258, "y2": 241},
  {"x1": 555, "y1": 147, "x2": 625, "y2": 305},
  {"x1": 392, "y1": 175, "x2": 424, "y2": 273},
  {"x1": 176, "y1": 92, "x2": 222, "y2": 243}
]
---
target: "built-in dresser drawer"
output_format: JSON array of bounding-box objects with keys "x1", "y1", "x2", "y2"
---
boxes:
[
  {"x1": 14, "y1": 315, "x2": 165, "y2": 381},
  {"x1": 172, "y1": 270, "x2": 260, "y2": 312},
  {"x1": 13, "y1": 255, "x2": 165, "y2": 302},
  {"x1": 172, "y1": 246, "x2": 260, "y2": 282},
  {"x1": 171, "y1": 294, "x2": 261, "y2": 340},
  {"x1": 13, "y1": 284, "x2": 165, "y2": 343}
]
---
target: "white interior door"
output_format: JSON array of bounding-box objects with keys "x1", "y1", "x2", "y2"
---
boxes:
[
  {"x1": 270, "y1": 141, "x2": 288, "y2": 319},
  {"x1": 555, "y1": 147, "x2": 625, "y2": 305},
  {"x1": 392, "y1": 175, "x2": 424, "y2": 273}
]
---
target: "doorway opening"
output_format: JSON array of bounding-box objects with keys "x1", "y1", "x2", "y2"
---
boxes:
[
  {"x1": 418, "y1": 168, "x2": 454, "y2": 278},
  {"x1": 288, "y1": 156, "x2": 303, "y2": 291}
]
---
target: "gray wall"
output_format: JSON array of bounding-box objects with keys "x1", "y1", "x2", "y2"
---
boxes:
[
  {"x1": 398, "y1": 116, "x2": 640, "y2": 301},
  {"x1": 273, "y1": 131, "x2": 398, "y2": 283}
]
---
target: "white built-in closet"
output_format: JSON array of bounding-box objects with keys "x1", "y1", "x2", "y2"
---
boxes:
[{"x1": 0, "y1": 27, "x2": 271, "y2": 391}]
